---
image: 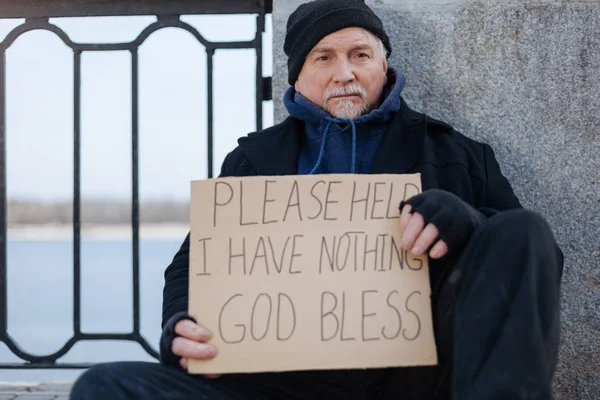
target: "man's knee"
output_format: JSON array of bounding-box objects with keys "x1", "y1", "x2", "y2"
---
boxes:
[
  {"x1": 70, "y1": 362, "x2": 132, "y2": 399},
  {"x1": 483, "y1": 209, "x2": 553, "y2": 243},
  {"x1": 451, "y1": 209, "x2": 562, "y2": 290},
  {"x1": 475, "y1": 209, "x2": 563, "y2": 279}
]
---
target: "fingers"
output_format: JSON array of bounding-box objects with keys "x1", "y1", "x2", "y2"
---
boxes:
[
  {"x1": 400, "y1": 208, "x2": 449, "y2": 258},
  {"x1": 401, "y1": 211, "x2": 425, "y2": 251},
  {"x1": 175, "y1": 319, "x2": 212, "y2": 342},
  {"x1": 410, "y1": 223, "x2": 439, "y2": 256},
  {"x1": 179, "y1": 357, "x2": 188, "y2": 371},
  {"x1": 174, "y1": 320, "x2": 220, "y2": 376},
  {"x1": 429, "y1": 240, "x2": 449, "y2": 259},
  {"x1": 172, "y1": 336, "x2": 217, "y2": 360},
  {"x1": 174, "y1": 320, "x2": 221, "y2": 377},
  {"x1": 399, "y1": 204, "x2": 412, "y2": 234}
]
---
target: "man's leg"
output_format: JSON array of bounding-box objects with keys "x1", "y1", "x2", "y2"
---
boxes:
[
  {"x1": 70, "y1": 360, "x2": 378, "y2": 400},
  {"x1": 446, "y1": 209, "x2": 562, "y2": 399},
  {"x1": 333, "y1": 209, "x2": 562, "y2": 400},
  {"x1": 70, "y1": 361, "x2": 251, "y2": 400}
]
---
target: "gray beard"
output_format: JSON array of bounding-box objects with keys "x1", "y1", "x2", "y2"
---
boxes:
[{"x1": 323, "y1": 99, "x2": 371, "y2": 119}]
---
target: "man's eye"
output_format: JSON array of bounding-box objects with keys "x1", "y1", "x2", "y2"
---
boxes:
[
  {"x1": 316, "y1": 55, "x2": 329, "y2": 61},
  {"x1": 356, "y1": 53, "x2": 370, "y2": 58}
]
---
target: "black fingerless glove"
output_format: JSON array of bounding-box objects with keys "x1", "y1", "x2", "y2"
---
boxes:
[
  {"x1": 400, "y1": 189, "x2": 485, "y2": 255},
  {"x1": 159, "y1": 311, "x2": 197, "y2": 366}
]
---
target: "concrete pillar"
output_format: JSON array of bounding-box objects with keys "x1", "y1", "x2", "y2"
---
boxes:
[{"x1": 272, "y1": 0, "x2": 600, "y2": 397}]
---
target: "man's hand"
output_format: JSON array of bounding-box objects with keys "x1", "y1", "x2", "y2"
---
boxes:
[
  {"x1": 172, "y1": 319, "x2": 221, "y2": 379},
  {"x1": 399, "y1": 189, "x2": 485, "y2": 258},
  {"x1": 399, "y1": 204, "x2": 449, "y2": 259}
]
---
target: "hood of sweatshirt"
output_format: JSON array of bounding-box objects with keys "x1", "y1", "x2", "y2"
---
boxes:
[{"x1": 283, "y1": 67, "x2": 406, "y2": 174}]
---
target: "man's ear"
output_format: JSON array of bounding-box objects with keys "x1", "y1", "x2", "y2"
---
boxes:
[{"x1": 294, "y1": 80, "x2": 300, "y2": 92}]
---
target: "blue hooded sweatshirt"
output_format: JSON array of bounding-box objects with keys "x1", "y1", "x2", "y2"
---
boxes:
[{"x1": 283, "y1": 68, "x2": 406, "y2": 175}]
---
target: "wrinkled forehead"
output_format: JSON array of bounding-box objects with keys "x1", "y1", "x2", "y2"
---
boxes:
[{"x1": 308, "y1": 27, "x2": 379, "y2": 55}]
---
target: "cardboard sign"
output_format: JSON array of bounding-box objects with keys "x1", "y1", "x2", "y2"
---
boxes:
[{"x1": 188, "y1": 174, "x2": 437, "y2": 374}]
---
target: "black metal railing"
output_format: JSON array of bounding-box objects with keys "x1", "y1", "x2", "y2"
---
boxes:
[{"x1": 0, "y1": 0, "x2": 272, "y2": 369}]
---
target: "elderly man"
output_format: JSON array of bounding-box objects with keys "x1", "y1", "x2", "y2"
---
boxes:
[{"x1": 70, "y1": 0, "x2": 562, "y2": 399}]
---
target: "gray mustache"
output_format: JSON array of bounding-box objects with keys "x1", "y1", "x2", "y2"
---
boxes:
[{"x1": 323, "y1": 85, "x2": 367, "y2": 102}]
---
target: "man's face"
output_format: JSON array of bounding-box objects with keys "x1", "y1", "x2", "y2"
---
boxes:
[{"x1": 294, "y1": 27, "x2": 388, "y2": 119}]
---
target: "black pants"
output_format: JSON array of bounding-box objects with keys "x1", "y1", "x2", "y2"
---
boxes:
[{"x1": 70, "y1": 209, "x2": 562, "y2": 400}]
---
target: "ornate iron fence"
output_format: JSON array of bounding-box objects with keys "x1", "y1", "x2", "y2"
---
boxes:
[{"x1": 0, "y1": 0, "x2": 272, "y2": 369}]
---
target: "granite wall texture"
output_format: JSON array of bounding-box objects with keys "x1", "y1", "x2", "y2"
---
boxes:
[{"x1": 272, "y1": 0, "x2": 599, "y2": 397}]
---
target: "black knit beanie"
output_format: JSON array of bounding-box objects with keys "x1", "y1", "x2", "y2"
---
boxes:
[{"x1": 284, "y1": 0, "x2": 392, "y2": 85}]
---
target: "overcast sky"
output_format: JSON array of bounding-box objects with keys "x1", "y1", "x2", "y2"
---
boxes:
[{"x1": 1, "y1": 14, "x2": 274, "y2": 202}]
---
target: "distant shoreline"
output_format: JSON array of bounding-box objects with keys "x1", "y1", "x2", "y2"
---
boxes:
[{"x1": 7, "y1": 223, "x2": 190, "y2": 241}]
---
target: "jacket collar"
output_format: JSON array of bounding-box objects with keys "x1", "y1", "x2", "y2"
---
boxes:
[
  {"x1": 237, "y1": 117, "x2": 302, "y2": 176},
  {"x1": 369, "y1": 97, "x2": 426, "y2": 174},
  {"x1": 237, "y1": 97, "x2": 450, "y2": 176}
]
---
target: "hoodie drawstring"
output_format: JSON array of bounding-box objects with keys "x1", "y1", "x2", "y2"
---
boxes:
[
  {"x1": 309, "y1": 118, "x2": 357, "y2": 175},
  {"x1": 350, "y1": 119, "x2": 357, "y2": 173}
]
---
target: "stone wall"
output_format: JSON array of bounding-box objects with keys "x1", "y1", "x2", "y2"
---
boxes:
[{"x1": 272, "y1": 0, "x2": 600, "y2": 398}]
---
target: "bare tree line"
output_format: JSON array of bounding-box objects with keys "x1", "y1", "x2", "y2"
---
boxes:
[{"x1": 7, "y1": 200, "x2": 190, "y2": 226}]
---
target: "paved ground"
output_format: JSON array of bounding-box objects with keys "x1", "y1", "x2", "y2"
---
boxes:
[{"x1": 0, "y1": 383, "x2": 71, "y2": 400}]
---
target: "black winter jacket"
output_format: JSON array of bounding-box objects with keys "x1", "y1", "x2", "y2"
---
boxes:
[{"x1": 160, "y1": 99, "x2": 522, "y2": 358}]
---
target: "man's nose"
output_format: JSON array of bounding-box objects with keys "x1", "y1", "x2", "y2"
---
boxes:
[{"x1": 332, "y1": 59, "x2": 355, "y2": 85}]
